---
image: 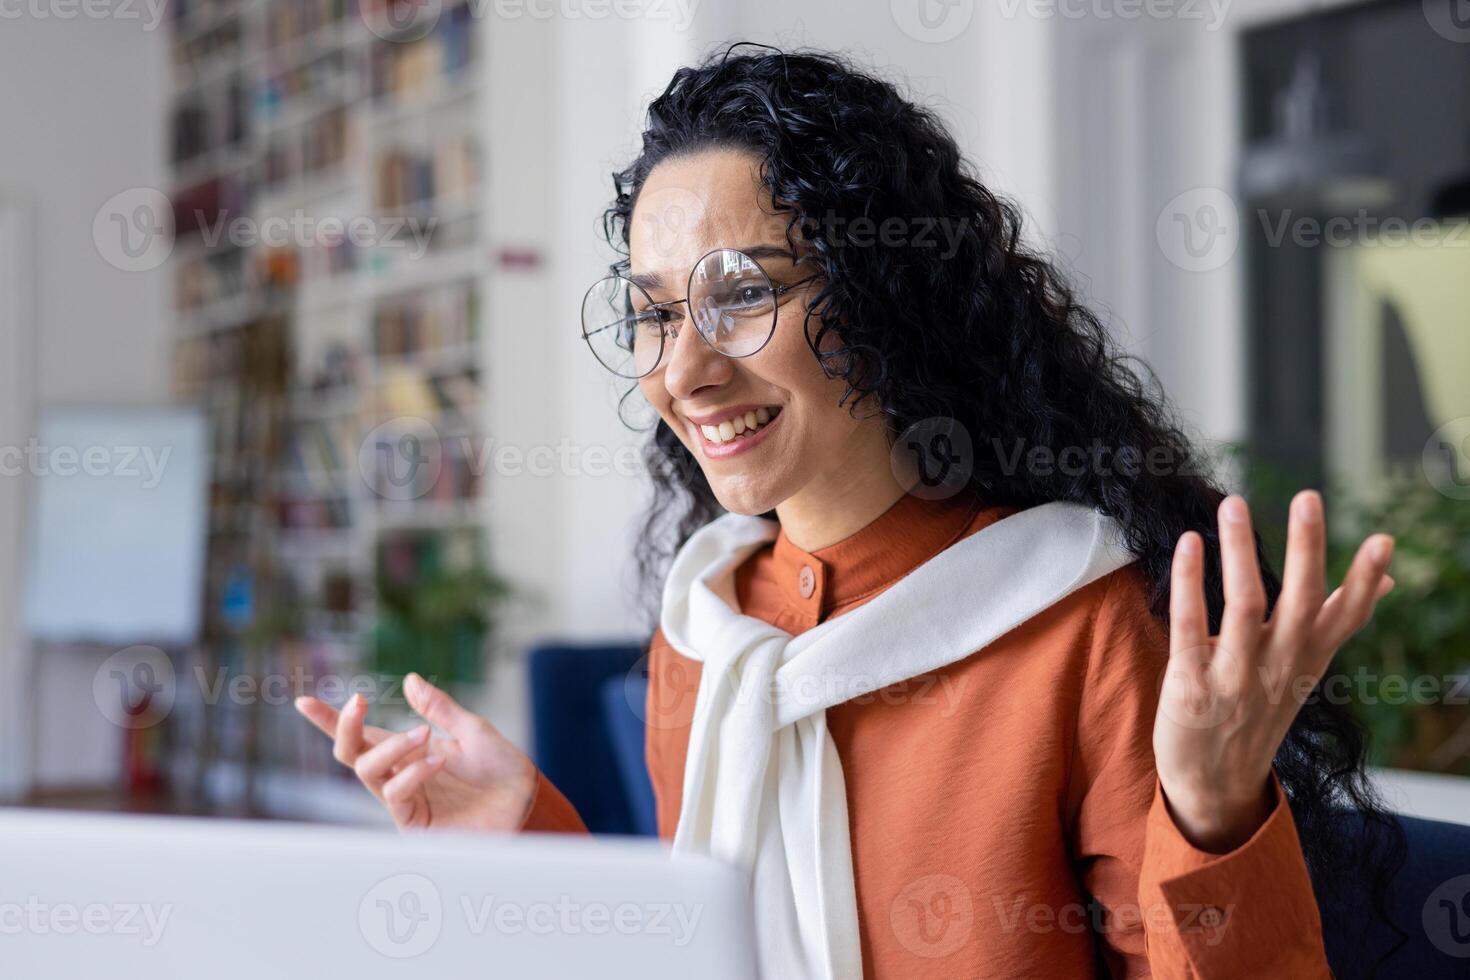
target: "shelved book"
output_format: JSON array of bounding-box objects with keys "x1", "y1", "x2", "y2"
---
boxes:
[{"x1": 372, "y1": 282, "x2": 479, "y2": 357}]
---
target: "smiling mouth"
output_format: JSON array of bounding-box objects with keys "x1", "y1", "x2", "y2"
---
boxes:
[{"x1": 697, "y1": 406, "x2": 782, "y2": 446}]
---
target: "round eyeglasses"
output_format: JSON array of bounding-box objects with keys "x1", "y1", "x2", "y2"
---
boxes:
[{"x1": 580, "y1": 247, "x2": 817, "y2": 380}]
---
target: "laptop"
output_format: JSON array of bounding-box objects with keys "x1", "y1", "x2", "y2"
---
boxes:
[{"x1": 0, "y1": 808, "x2": 758, "y2": 979}]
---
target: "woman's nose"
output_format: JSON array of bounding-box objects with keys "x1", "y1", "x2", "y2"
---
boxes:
[{"x1": 660, "y1": 315, "x2": 733, "y2": 400}]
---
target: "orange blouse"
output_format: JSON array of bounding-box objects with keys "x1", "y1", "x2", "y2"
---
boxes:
[{"x1": 524, "y1": 491, "x2": 1332, "y2": 979}]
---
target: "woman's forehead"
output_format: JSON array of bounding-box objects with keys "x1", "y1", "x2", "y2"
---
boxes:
[{"x1": 628, "y1": 151, "x2": 795, "y2": 278}]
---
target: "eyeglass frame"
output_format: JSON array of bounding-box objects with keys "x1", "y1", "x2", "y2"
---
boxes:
[{"x1": 580, "y1": 246, "x2": 820, "y2": 379}]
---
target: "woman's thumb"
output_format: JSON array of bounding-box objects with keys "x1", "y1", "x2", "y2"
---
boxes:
[{"x1": 404, "y1": 672, "x2": 473, "y2": 735}]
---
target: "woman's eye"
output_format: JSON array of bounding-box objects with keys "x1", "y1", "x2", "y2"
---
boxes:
[
  {"x1": 712, "y1": 283, "x2": 773, "y2": 311},
  {"x1": 633, "y1": 307, "x2": 680, "y2": 332}
]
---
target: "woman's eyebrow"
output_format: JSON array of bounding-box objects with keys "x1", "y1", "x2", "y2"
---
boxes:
[
  {"x1": 627, "y1": 245, "x2": 802, "y2": 292},
  {"x1": 738, "y1": 244, "x2": 799, "y2": 263},
  {"x1": 627, "y1": 270, "x2": 666, "y2": 292}
]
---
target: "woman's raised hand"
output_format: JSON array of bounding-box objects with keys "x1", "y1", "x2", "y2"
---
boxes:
[
  {"x1": 1154, "y1": 490, "x2": 1395, "y2": 853},
  {"x1": 294, "y1": 672, "x2": 538, "y2": 832}
]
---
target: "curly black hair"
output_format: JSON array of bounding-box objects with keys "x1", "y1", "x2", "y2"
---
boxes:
[{"x1": 600, "y1": 43, "x2": 1407, "y2": 973}]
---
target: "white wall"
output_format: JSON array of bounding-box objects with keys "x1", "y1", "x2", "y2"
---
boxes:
[
  {"x1": 0, "y1": 14, "x2": 170, "y2": 796},
  {"x1": 0, "y1": 197, "x2": 39, "y2": 800},
  {"x1": 0, "y1": 19, "x2": 171, "y2": 403}
]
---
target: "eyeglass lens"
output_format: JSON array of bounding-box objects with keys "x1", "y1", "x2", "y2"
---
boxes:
[{"x1": 580, "y1": 248, "x2": 785, "y2": 379}]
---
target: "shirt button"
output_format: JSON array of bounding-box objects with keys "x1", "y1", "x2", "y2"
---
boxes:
[
  {"x1": 1198, "y1": 905, "x2": 1224, "y2": 929},
  {"x1": 798, "y1": 564, "x2": 816, "y2": 599}
]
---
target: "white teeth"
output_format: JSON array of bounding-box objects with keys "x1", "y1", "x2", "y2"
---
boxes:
[{"x1": 699, "y1": 407, "x2": 780, "y2": 445}]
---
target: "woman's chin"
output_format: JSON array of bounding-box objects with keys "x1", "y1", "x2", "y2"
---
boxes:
[{"x1": 708, "y1": 480, "x2": 786, "y2": 518}]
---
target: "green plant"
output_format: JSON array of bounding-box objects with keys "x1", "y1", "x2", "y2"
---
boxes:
[
  {"x1": 371, "y1": 531, "x2": 513, "y2": 690},
  {"x1": 1323, "y1": 473, "x2": 1470, "y2": 776}
]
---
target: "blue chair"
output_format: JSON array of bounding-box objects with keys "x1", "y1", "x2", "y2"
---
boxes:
[
  {"x1": 526, "y1": 641, "x2": 653, "y2": 835},
  {"x1": 528, "y1": 640, "x2": 1470, "y2": 971},
  {"x1": 600, "y1": 674, "x2": 657, "y2": 837},
  {"x1": 1317, "y1": 811, "x2": 1470, "y2": 978}
]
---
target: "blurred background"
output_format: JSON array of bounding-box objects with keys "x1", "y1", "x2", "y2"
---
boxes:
[{"x1": 0, "y1": 0, "x2": 1466, "y2": 830}]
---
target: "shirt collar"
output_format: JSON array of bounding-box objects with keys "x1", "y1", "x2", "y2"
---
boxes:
[{"x1": 768, "y1": 490, "x2": 988, "y2": 619}]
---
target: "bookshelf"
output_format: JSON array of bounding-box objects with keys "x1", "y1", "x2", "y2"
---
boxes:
[{"x1": 164, "y1": 0, "x2": 542, "y2": 820}]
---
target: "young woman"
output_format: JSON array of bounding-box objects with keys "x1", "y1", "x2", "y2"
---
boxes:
[{"x1": 297, "y1": 47, "x2": 1405, "y2": 979}]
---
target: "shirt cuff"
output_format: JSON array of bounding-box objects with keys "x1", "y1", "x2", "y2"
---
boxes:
[
  {"x1": 518, "y1": 770, "x2": 589, "y2": 834},
  {"x1": 1138, "y1": 769, "x2": 1331, "y2": 979}
]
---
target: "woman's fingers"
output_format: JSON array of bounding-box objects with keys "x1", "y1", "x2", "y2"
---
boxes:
[
  {"x1": 328, "y1": 693, "x2": 371, "y2": 765},
  {"x1": 293, "y1": 683, "x2": 476, "y2": 826},
  {"x1": 1169, "y1": 531, "x2": 1210, "y2": 665},
  {"x1": 1316, "y1": 534, "x2": 1394, "y2": 651},
  {"x1": 382, "y1": 754, "x2": 447, "y2": 824},
  {"x1": 353, "y1": 725, "x2": 431, "y2": 795},
  {"x1": 1275, "y1": 490, "x2": 1327, "y2": 636},
  {"x1": 294, "y1": 695, "x2": 339, "y2": 737},
  {"x1": 1217, "y1": 495, "x2": 1267, "y2": 658},
  {"x1": 295, "y1": 696, "x2": 391, "y2": 746},
  {"x1": 404, "y1": 672, "x2": 480, "y2": 739}
]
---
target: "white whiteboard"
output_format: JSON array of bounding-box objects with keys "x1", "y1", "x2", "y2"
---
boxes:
[{"x1": 24, "y1": 407, "x2": 208, "y2": 645}]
